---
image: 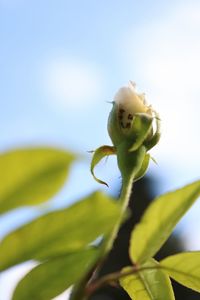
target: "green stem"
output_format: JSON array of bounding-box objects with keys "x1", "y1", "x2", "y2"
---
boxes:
[
  {"x1": 70, "y1": 146, "x2": 146, "y2": 300},
  {"x1": 104, "y1": 172, "x2": 134, "y2": 252},
  {"x1": 104, "y1": 144, "x2": 146, "y2": 253},
  {"x1": 86, "y1": 265, "x2": 159, "y2": 295},
  {"x1": 69, "y1": 174, "x2": 133, "y2": 300}
]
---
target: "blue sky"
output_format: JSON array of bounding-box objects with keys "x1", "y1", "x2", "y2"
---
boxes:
[{"x1": 0, "y1": 0, "x2": 200, "y2": 298}]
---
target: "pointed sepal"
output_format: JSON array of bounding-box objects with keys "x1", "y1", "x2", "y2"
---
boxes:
[
  {"x1": 90, "y1": 145, "x2": 116, "y2": 186},
  {"x1": 128, "y1": 114, "x2": 153, "y2": 151},
  {"x1": 145, "y1": 112, "x2": 161, "y2": 150},
  {"x1": 133, "y1": 153, "x2": 150, "y2": 182}
]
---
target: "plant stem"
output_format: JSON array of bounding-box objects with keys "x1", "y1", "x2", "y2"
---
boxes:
[
  {"x1": 86, "y1": 265, "x2": 159, "y2": 295},
  {"x1": 70, "y1": 147, "x2": 146, "y2": 300},
  {"x1": 104, "y1": 172, "x2": 134, "y2": 253},
  {"x1": 69, "y1": 174, "x2": 133, "y2": 300}
]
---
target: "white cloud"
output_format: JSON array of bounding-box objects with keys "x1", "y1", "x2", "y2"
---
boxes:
[
  {"x1": 120, "y1": 1, "x2": 200, "y2": 167},
  {"x1": 42, "y1": 57, "x2": 103, "y2": 111}
]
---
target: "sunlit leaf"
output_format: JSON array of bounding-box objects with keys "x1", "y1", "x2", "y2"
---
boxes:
[
  {"x1": 0, "y1": 191, "x2": 121, "y2": 271},
  {"x1": 130, "y1": 180, "x2": 200, "y2": 264},
  {"x1": 120, "y1": 259, "x2": 175, "y2": 300},
  {"x1": 0, "y1": 147, "x2": 76, "y2": 214},
  {"x1": 13, "y1": 248, "x2": 98, "y2": 300},
  {"x1": 90, "y1": 145, "x2": 116, "y2": 186},
  {"x1": 161, "y1": 251, "x2": 200, "y2": 292}
]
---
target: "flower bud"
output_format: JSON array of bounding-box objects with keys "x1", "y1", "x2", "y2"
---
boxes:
[
  {"x1": 108, "y1": 81, "x2": 156, "y2": 150},
  {"x1": 90, "y1": 81, "x2": 160, "y2": 186}
]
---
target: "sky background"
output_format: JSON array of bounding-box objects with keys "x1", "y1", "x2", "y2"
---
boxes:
[{"x1": 0, "y1": 0, "x2": 200, "y2": 299}]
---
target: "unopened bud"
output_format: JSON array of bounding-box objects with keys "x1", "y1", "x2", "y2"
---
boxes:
[{"x1": 108, "y1": 81, "x2": 157, "y2": 150}]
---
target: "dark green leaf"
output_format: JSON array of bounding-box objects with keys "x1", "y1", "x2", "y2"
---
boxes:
[
  {"x1": 161, "y1": 251, "x2": 200, "y2": 292},
  {"x1": 13, "y1": 248, "x2": 98, "y2": 300},
  {"x1": 120, "y1": 259, "x2": 175, "y2": 300},
  {"x1": 0, "y1": 147, "x2": 75, "y2": 214},
  {"x1": 0, "y1": 192, "x2": 121, "y2": 271},
  {"x1": 130, "y1": 180, "x2": 200, "y2": 264}
]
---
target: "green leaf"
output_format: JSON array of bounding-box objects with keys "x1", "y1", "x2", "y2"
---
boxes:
[
  {"x1": 0, "y1": 147, "x2": 76, "y2": 214},
  {"x1": 120, "y1": 259, "x2": 175, "y2": 300},
  {"x1": 12, "y1": 248, "x2": 98, "y2": 300},
  {"x1": 130, "y1": 180, "x2": 200, "y2": 264},
  {"x1": 90, "y1": 145, "x2": 116, "y2": 186},
  {"x1": 0, "y1": 192, "x2": 121, "y2": 271},
  {"x1": 160, "y1": 251, "x2": 200, "y2": 292}
]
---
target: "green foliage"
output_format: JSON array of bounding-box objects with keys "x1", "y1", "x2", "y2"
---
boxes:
[
  {"x1": 0, "y1": 191, "x2": 120, "y2": 271},
  {"x1": 0, "y1": 147, "x2": 75, "y2": 214},
  {"x1": 130, "y1": 180, "x2": 200, "y2": 264},
  {"x1": 0, "y1": 144, "x2": 199, "y2": 300},
  {"x1": 120, "y1": 259, "x2": 175, "y2": 300},
  {"x1": 144, "y1": 112, "x2": 161, "y2": 150},
  {"x1": 13, "y1": 248, "x2": 98, "y2": 300},
  {"x1": 160, "y1": 252, "x2": 200, "y2": 292}
]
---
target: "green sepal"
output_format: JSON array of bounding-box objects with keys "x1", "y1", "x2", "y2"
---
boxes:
[
  {"x1": 133, "y1": 154, "x2": 150, "y2": 182},
  {"x1": 107, "y1": 102, "x2": 125, "y2": 147},
  {"x1": 128, "y1": 114, "x2": 153, "y2": 151},
  {"x1": 90, "y1": 145, "x2": 116, "y2": 186},
  {"x1": 117, "y1": 144, "x2": 146, "y2": 180},
  {"x1": 145, "y1": 113, "x2": 161, "y2": 150}
]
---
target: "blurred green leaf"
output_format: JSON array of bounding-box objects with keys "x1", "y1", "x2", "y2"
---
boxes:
[
  {"x1": 130, "y1": 180, "x2": 200, "y2": 264},
  {"x1": 13, "y1": 248, "x2": 98, "y2": 300},
  {"x1": 90, "y1": 145, "x2": 116, "y2": 186},
  {"x1": 0, "y1": 191, "x2": 121, "y2": 271},
  {"x1": 120, "y1": 259, "x2": 175, "y2": 300},
  {"x1": 0, "y1": 147, "x2": 76, "y2": 214},
  {"x1": 161, "y1": 251, "x2": 200, "y2": 292}
]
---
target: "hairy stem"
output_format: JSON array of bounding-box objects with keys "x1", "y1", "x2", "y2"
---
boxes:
[
  {"x1": 69, "y1": 174, "x2": 133, "y2": 300},
  {"x1": 70, "y1": 147, "x2": 146, "y2": 300},
  {"x1": 103, "y1": 145, "x2": 146, "y2": 254},
  {"x1": 104, "y1": 172, "x2": 134, "y2": 253}
]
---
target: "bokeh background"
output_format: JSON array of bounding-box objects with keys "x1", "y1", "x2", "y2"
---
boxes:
[{"x1": 0, "y1": 0, "x2": 200, "y2": 299}]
